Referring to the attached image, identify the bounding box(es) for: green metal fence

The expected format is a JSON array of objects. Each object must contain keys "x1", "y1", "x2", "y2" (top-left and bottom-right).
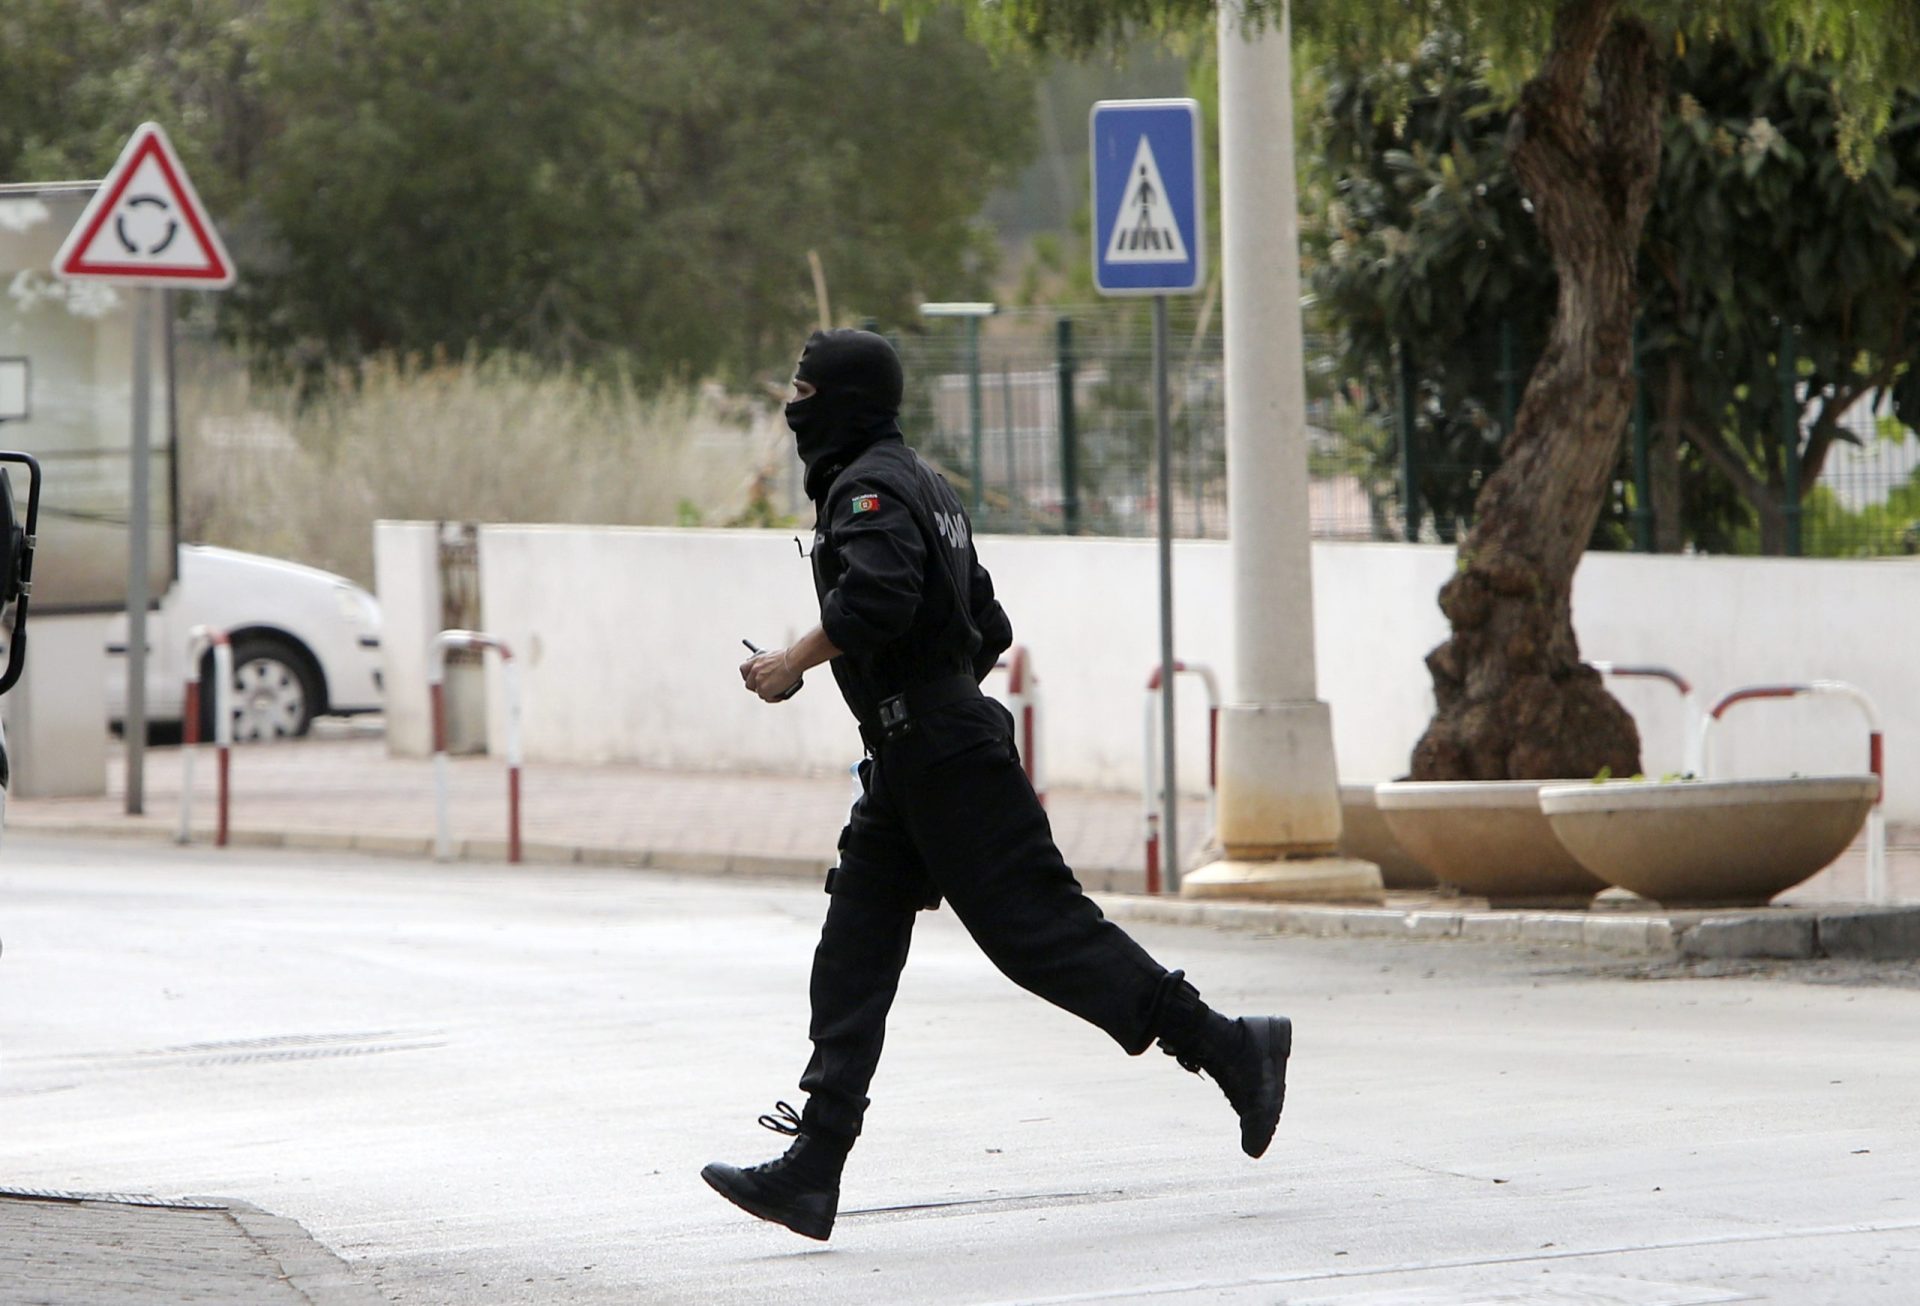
[{"x1": 887, "y1": 304, "x2": 1920, "y2": 557}]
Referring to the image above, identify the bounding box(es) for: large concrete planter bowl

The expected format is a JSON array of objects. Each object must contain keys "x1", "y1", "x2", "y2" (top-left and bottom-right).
[
  {"x1": 1539, "y1": 776, "x2": 1877, "y2": 907},
  {"x1": 1337, "y1": 784, "x2": 1437, "y2": 889},
  {"x1": 1374, "y1": 781, "x2": 1608, "y2": 906}
]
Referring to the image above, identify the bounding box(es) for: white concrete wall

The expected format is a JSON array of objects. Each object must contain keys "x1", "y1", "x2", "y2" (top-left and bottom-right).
[{"x1": 444, "y1": 525, "x2": 1920, "y2": 820}]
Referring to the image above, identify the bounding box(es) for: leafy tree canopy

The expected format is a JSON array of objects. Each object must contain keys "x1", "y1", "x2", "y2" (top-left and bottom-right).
[
  {"x1": 898, "y1": 0, "x2": 1920, "y2": 173},
  {"x1": 3, "y1": 0, "x2": 1038, "y2": 384}
]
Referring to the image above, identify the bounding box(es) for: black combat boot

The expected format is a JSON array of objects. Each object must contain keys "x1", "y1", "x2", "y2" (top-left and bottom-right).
[
  {"x1": 700, "y1": 1102, "x2": 851, "y2": 1241},
  {"x1": 1154, "y1": 972, "x2": 1292, "y2": 1159}
]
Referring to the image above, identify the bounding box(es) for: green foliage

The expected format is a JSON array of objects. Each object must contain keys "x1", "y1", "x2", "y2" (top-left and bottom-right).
[
  {"x1": 908, "y1": 0, "x2": 1920, "y2": 173},
  {"x1": 0, "y1": 0, "x2": 265, "y2": 210},
  {"x1": 1304, "y1": 33, "x2": 1920, "y2": 554},
  {"x1": 1645, "y1": 40, "x2": 1920, "y2": 549},
  {"x1": 4, "y1": 1, "x2": 1037, "y2": 385},
  {"x1": 1302, "y1": 30, "x2": 1555, "y2": 543},
  {"x1": 1781, "y1": 464, "x2": 1920, "y2": 558}
]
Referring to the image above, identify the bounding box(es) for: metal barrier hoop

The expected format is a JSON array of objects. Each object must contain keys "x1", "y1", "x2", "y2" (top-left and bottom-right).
[
  {"x1": 177, "y1": 625, "x2": 233, "y2": 847},
  {"x1": 429, "y1": 629, "x2": 524, "y2": 863},
  {"x1": 1592, "y1": 661, "x2": 1702, "y2": 777},
  {"x1": 990, "y1": 645, "x2": 1044, "y2": 806},
  {"x1": 1698, "y1": 680, "x2": 1886, "y2": 902}
]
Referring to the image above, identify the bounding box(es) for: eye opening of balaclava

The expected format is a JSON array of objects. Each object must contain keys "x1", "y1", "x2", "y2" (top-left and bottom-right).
[{"x1": 787, "y1": 329, "x2": 905, "y2": 500}]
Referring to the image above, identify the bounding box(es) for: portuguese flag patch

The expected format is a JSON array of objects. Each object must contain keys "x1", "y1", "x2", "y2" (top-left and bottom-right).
[{"x1": 851, "y1": 494, "x2": 880, "y2": 514}]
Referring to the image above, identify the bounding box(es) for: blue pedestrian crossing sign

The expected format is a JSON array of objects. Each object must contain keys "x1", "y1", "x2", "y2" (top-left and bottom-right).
[{"x1": 1091, "y1": 99, "x2": 1205, "y2": 296}]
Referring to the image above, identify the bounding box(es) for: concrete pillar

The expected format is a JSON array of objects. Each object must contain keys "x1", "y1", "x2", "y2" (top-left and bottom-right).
[
  {"x1": 374, "y1": 520, "x2": 440, "y2": 758},
  {"x1": 1183, "y1": 1, "x2": 1380, "y2": 901}
]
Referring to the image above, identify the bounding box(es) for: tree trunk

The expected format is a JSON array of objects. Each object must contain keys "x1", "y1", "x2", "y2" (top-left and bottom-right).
[{"x1": 1411, "y1": 2, "x2": 1661, "y2": 782}]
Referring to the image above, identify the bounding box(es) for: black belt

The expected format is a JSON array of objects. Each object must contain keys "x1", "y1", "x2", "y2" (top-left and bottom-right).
[{"x1": 858, "y1": 673, "x2": 980, "y2": 746}]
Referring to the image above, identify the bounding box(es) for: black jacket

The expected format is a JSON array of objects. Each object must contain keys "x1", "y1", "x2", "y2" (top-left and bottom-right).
[{"x1": 810, "y1": 435, "x2": 1013, "y2": 727}]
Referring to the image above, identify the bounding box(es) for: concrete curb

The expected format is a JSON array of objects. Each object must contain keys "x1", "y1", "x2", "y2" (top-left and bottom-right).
[
  {"x1": 8, "y1": 820, "x2": 834, "y2": 881},
  {"x1": 217, "y1": 1198, "x2": 390, "y2": 1305},
  {"x1": 16, "y1": 819, "x2": 1920, "y2": 960},
  {"x1": 1092, "y1": 892, "x2": 1920, "y2": 961}
]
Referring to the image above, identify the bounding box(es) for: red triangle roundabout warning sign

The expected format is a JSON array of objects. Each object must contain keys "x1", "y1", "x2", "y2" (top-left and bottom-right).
[{"x1": 53, "y1": 122, "x2": 234, "y2": 287}]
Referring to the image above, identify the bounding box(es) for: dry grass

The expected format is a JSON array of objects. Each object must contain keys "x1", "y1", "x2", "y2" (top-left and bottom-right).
[{"x1": 176, "y1": 346, "x2": 794, "y2": 585}]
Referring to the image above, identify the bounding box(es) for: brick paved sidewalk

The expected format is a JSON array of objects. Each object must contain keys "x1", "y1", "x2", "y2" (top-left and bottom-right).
[
  {"x1": 5, "y1": 732, "x2": 1914, "y2": 904},
  {"x1": 0, "y1": 1188, "x2": 384, "y2": 1305},
  {"x1": 2, "y1": 735, "x2": 1214, "y2": 894}
]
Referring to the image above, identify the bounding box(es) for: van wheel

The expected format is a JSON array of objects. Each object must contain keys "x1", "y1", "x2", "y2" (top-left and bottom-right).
[{"x1": 199, "y1": 636, "x2": 320, "y2": 742}]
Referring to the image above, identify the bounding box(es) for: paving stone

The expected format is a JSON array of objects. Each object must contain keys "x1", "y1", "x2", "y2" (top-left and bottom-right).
[
  {"x1": 1517, "y1": 914, "x2": 1589, "y2": 946},
  {"x1": 1458, "y1": 914, "x2": 1522, "y2": 943},
  {"x1": 1340, "y1": 910, "x2": 1414, "y2": 939},
  {"x1": 227, "y1": 829, "x2": 286, "y2": 849},
  {"x1": 1273, "y1": 908, "x2": 1346, "y2": 938},
  {"x1": 573, "y1": 844, "x2": 647, "y2": 868},
  {"x1": 645, "y1": 849, "x2": 733, "y2": 876},
  {"x1": 1581, "y1": 916, "x2": 1657, "y2": 953},
  {"x1": 0, "y1": 1191, "x2": 383, "y2": 1305},
  {"x1": 287, "y1": 829, "x2": 359, "y2": 852},
  {"x1": 1682, "y1": 914, "x2": 1817, "y2": 960},
  {"x1": 1196, "y1": 903, "x2": 1256, "y2": 930},
  {"x1": 1816, "y1": 909, "x2": 1920, "y2": 960},
  {"x1": 1403, "y1": 911, "x2": 1463, "y2": 939},
  {"x1": 726, "y1": 852, "x2": 827, "y2": 879},
  {"x1": 351, "y1": 832, "x2": 432, "y2": 857}
]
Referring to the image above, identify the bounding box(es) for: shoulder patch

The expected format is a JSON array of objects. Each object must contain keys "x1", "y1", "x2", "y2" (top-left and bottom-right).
[{"x1": 850, "y1": 494, "x2": 880, "y2": 515}]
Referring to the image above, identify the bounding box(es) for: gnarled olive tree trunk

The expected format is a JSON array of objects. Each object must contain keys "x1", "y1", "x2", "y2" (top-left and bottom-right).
[{"x1": 1411, "y1": 3, "x2": 1662, "y2": 781}]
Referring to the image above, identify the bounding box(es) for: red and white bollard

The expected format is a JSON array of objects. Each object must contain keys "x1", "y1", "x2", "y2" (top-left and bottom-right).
[
  {"x1": 1699, "y1": 680, "x2": 1886, "y2": 902},
  {"x1": 990, "y1": 645, "x2": 1044, "y2": 806},
  {"x1": 178, "y1": 625, "x2": 233, "y2": 847},
  {"x1": 429, "y1": 629, "x2": 524, "y2": 863},
  {"x1": 1142, "y1": 661, "x2": 1220, "y2": 896},
  {"x1": 1591, "y1": 661, "x2": 1703, "y2": 776}
]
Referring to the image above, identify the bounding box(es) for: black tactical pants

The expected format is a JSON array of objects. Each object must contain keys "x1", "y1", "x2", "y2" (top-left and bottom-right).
[{"x1": 798, "y1": 693, "x2": 1176, "y2": 1142}]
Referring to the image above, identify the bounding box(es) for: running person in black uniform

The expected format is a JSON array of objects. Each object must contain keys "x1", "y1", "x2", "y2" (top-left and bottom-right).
[{"x1": 703, "y1": 329, "x2": 1291, "y2": 1241}]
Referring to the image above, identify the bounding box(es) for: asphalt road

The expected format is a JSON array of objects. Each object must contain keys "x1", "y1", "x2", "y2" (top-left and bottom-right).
[{"x1": 3, "y1": 834, "x2": 1917, "y2": 1305}]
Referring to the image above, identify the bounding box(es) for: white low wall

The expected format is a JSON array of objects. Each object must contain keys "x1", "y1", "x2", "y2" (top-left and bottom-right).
[{"x1": 374, "y1": 521, "x2": 1920, "y2": 821}]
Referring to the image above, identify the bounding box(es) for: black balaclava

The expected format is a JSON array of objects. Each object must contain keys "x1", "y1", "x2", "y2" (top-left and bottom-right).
[{"x1": 787, "y1": 329, "x2": 905, "y2": 501}]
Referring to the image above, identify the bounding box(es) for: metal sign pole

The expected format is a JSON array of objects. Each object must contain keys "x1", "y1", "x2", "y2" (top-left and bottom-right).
[
  {"x1": 1154, "y1": 293, "x2": 1179, "y2": 892},
  {"x1": 47, "y1": 124, "x2": 232, "y2": 816},
  {"x1": 967, "y1": 315, "x2": 984, "y2": 516},
  {"x1": 1089, "y1": 98, "x2": 1202, "y2": 892},
  {"x1": 126, "y1": 287, "x2": 152, "y2": 814}
]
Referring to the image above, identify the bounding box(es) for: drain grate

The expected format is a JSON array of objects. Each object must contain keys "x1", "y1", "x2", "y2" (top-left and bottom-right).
[{"x1": 0, "y1": 1186, "x2": 227, "y2": 1210}]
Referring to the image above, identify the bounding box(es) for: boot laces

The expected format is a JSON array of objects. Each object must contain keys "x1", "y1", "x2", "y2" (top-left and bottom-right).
[{"x1": 757, "y1": 1101, "x2": 803, "y2": 1136}]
